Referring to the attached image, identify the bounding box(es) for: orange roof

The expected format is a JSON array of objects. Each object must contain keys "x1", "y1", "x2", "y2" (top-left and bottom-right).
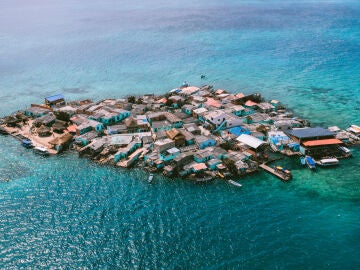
[
  {"x1": 67, "y1": 125, "x2": 77, "y2": 133},
  {"x1": 193, "y1": 163, "x2": 207, "y2": 171},
  {"x1": 156, "y1": 97, "x2": 167, "y2": 104},
  {"x1": 245, "y1": 100, "x2": 258, "y2": 107},
  {"x1": 235, "y1": 93, "x2": 245, "y2": 98},
  {"x1": 303, "y1": 138, "x2": 343, "y2": 147},
  {"x1": 205, "y1": 98, "x2": 221, "y2": 108}
]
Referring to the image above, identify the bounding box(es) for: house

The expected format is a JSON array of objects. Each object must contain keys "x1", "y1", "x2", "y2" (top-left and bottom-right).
[
  {"x1": 33, "y1": 113, "x2": 56, "y2": 127},
  {"x1": 274, "y1": 120, "x2": 303, "y2": 131},
  {"x1": 76, "y1": 119, "x2": 104, "y2": 135},
  {"x1": 45, "y1": 94, "x2": 65, "y2": 108},
  {"x1": 194, "y1": 149, "x2": 214, "y2": 163},
  {"x1": 182, "y1": 104, "x2": 196, "y2": 115},
  {"x1": 236, "y1": 134, "x2": 267, "y2": 157},
  {"x1": 180, "y1": 86, "x2": 200, "y2": 96},
  {"x1": 207, "y1": 158, "x2": 222, "y2": 170},
  {"x1": 24, "y1": 106, "x2": 51, "y2": 118},
  {"x1": 174, "y1": 152, "x2": 195, "y2": 168},
  {"x1": 256, "y1": 102, "x2": 275, "y2": 113},
  {"x1": 195, "y1": 135, "x2": 216, "y2": 149},
  {"x1": 179, "y1": 129, "x2": 195, "y2": 145},
  {"x1": 107, "y1": 124, "x2": 127, "y2": 135},
  {"x1": 228, "y1": 105, "x2": 245, "y2": 117},
  {"x1": 54, "y1": 105, "x2": 77, "y2": 119},
  {"x1": 192, "y1": 107, "x2": 208, "y2": 121},
  {"x1": 166, "y1": 128, "x2": 185, "y2": 147},
  {"x1": 114, "y1": 137, "x2": 142, "y2": 162},
  {"x1": 183, "y1": 123, "x2": 201, "y2": 135},
  {"x1": 244, "y1": 100, "x2": 258, "y2": 109},
  {"x1": 154, "y1": 138, "x2": 175, "y2": 152},
  {"x1": 168, "y1": 95, "x2": 185, "y2": 108},
  {"x1": 204, "y1": 110, "x2": 226, "y2": 128},
  {"x1": 204, "y1": 98, "x2": 222, "y2": 109},
  {"x1": 285, "y1": 127, "x2": 335, "y2": 144},
  {"x1": 147, "y1": 112, "x2": 183, "y2": 131},
  {"x1": 75, "y1": 131, "x2": 98, "y2": 146},
  {"x1": 159, "y1": 147, "x2": 181, "y2": 162}
]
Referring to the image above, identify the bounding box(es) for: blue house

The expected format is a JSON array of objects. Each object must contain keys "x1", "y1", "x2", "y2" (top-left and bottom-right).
[
  {"x1": 159, "y1": 147, "x2": 181, "y2": 162},
  {"x1": 75, "y1": 131, "x2": 98, "y2": 146},
  {"x1": 206, "y1": 159, "x2": 222, "y2": 170},
  {"x1": 77, "y1": 120, "x2": 104, "y2": 135},
  {"x1": 194, "y1": 150, "x2": 214, "y2": 163},
  {"x1": 114, "y1": 138, "x2": 142, "y2": 162},
  {"x1": 195, "y1": 135, "x2": 216, "y2": 149},
  {"x1": 24, "y1": 107, "x2": 51, "y2": 118}
]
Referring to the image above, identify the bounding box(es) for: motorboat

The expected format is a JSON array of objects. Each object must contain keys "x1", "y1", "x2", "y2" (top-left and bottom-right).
[
  {"x1": 33, "y1": 146, "x2": 49, "y2": 156},
  {"x1": 317, "y1": 158, "x2": 339, "y2": 167},
  {"x1": 21, "y1": 139, "x2": 33, "y2": 149},
  {"x1": 228, "y1": 180, "x2": 242, "y2": 187},
  {"x1": 305, "y1": 156, "x2": 316, "y2": 170},
  {"x1": 148, "y1": 173, "x2": 154, "y2": 183}
]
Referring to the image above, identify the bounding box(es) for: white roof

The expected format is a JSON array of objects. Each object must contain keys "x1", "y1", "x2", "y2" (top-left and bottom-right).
[
  {"x1": 236, "y1": 134, "x2": 266, "y2": 149},
  {"x1": 193, "y1": 107, "x2": 208, "y2": 114}
]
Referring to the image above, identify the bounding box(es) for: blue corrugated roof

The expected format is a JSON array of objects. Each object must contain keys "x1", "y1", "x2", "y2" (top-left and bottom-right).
[
  {"x1": 45, "y1": 94, "x2": 64, "y2": 102},
  {"x1": 286, "y1": 127, "x2": 334, "y2": 139}
]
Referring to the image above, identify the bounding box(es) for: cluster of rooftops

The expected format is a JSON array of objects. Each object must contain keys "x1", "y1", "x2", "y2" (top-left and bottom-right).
[{"x1": 1, "y1": 85, "x2": 359, "y2": 181}]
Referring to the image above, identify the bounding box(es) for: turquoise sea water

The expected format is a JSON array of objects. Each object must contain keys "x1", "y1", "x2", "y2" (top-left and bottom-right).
[{"x1": 1, "y1": 0, "x2": 360, "y2": 268}]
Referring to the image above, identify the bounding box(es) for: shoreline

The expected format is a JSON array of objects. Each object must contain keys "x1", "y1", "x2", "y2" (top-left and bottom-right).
[{"x1": 1, "y1": 84, "x2": 359, "y2": 183}]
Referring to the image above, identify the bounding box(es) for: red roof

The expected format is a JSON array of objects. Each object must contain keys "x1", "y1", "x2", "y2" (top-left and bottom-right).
[
  {"x1": 193, "y1": 163, "x2": 207, "y2": 171},
  {"x1": 67, "y1": 125, "x2": 77, "y2": 133},
  {"x1": 156, "y1": 97, "x2": 167, "y2": 104},
  {"x1": 205, "y1": 98, "x2": 221, "y2": 108},
  {"x1": 244, "y1": 100, "x2": 258, "y2": 107},
  {"x1": 303, "y1": 139, "x2": 343, "y2": 147}
]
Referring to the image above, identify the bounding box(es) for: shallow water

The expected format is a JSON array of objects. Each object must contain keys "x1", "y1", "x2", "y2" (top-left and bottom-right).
[{"x1": 1, "y1": 0, "x2": 360, "y2": 268}]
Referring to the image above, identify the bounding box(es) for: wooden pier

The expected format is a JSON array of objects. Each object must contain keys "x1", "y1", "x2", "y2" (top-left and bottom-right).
[{"x1": 259, "y1": 163, "x2": 291, "y2": 181}]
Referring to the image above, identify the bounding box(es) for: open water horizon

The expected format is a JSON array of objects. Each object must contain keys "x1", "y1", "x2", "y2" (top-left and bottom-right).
[{"x1": 1, "y1": 0, "x2": 360, "y2": 268}]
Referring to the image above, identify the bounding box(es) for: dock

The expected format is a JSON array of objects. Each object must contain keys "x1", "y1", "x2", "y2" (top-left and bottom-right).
[{"x1": 259, "y1": 163, "x2": 291, "y2": 181}]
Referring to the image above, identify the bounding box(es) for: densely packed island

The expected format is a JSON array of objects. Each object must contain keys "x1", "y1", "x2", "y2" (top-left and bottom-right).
[{"x1": 1, "y1": 84, "x2": 359, "y2": 183}]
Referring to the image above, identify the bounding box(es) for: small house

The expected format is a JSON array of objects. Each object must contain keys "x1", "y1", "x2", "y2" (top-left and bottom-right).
[
  {"x1": 166, "y1": 128, "x2": 185, "y2": 147},
  {"x1": 45, "y1": 94, "x2": 65, "y2": 108},
  {"x1": 195, "y1": 135, "x2": 216, "y2": 149}
]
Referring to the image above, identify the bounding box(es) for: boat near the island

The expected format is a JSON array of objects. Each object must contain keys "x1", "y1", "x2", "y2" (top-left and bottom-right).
[
  {"x1": 228, "y1": 180, "x2": 242, "y2": 187},
  {"x1": 148, "y1": 173, "x2": 154, "y2": 183},
  {"x1": 305, "y1": 156, "x2": 316, "y2": 170},
  {"x1": 33, "y1": 146, "x2": 50, "y2": 156},
  {"x1": 317, "y1": 158, "x2": 339, "y2": 167},
  {"x1": 21, "y1": 139, "x2": 33, "y2": 149}
]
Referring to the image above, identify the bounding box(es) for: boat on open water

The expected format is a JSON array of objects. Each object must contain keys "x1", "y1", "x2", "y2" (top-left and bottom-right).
[{"x1": 228, "y1": 180, "x2": 242, "y2": 187}]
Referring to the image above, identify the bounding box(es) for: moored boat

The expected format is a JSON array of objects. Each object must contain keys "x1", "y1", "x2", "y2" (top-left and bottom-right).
[
  {"x1": 148, "y1": 173, "x2": 154, "y2": 183},
  {"x1": 228, "y1": 179, "x2": 242, "y2": 187},
  {"x1": 305, "y1": 156, "x2": 316, "y2": 170},
  {"x1": 21, "y1": 139, "x2": 33, "y2": 149},
  {"x1": 33, "y1": 146, "x2": 50, "y2": 156},
  {"x1": 317, "y1": 158, "x2": 339, "y2": 167},
  {"x1": 274, "y1": 166, "x2": 292, "y2": 181}
]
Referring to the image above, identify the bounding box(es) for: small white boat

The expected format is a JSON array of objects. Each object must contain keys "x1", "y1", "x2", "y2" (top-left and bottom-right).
[
  {"x1": 317, "y1": 158, "x2": 339, "y2": 167},
  {"x1": 33, "y1": 146, "x2": 49, "y2": 156},
  {"x1": 228, "y1": 180, "x2": 242, "y2": 187},
  {"x1": 148, "y1": 173, "x2": 154, "y2": 183}
]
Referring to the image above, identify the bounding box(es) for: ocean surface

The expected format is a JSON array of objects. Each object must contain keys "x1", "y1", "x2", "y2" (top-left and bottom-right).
[{"x1": 1, "y1": 0, "x2": 360, "y2": 268}]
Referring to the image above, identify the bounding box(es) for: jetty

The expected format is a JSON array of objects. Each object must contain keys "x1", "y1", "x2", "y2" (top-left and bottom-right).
[
  {"x1": 259, "y1": 163, "x2": 292, "y2": 181},
  {"x1": 0, "y1": 83, "x2": 358, "y2": 184}
]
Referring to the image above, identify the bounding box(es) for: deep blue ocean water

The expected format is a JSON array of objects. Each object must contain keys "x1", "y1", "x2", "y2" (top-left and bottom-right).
[{"x1": 1, "y1": 0, "x2": 360, "y2": 268}]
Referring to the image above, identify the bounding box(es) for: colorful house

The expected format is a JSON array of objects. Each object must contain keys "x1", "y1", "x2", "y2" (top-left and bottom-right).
[
  {"x1": 159, "y1": 147, "x2": 181, "y2": 162},
  {"x1": 195, "y1": 135, "x2": 216, "y2": 149},
  {"x1": 114, "y1": 138, "x2": 142, "y2": 162}
]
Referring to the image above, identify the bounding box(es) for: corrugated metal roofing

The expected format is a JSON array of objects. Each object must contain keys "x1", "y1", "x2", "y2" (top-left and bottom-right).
[
  {"x1": 286, "y1": 127, "x2": 334, "y2": 139},
  {"x1": 45, "y1": 94, "x2": 64, "y2": 102},
  {"x1": 302, "y1": 138, "x2": 342, "y2": 147},
  {"x1": 236, "y1": 134, "x2": 266, "y2": 149}
]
